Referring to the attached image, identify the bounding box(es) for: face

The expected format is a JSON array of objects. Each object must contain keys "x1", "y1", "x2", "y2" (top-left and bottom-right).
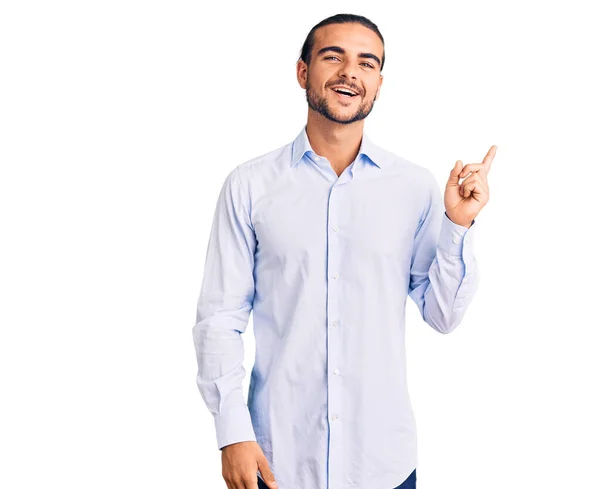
[{"x1": 297, "y1": 23, "x2": 384, "y2": 125}]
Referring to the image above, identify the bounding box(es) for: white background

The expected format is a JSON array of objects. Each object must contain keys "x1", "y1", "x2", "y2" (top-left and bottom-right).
[{"x1": 1, "y1": 1, "x2": 599, "y2": 488}]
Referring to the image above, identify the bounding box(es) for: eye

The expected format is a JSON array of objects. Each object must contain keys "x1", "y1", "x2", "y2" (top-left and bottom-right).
[{"x1": 324, "y1": 56, "x2": 374, "y2": 69}]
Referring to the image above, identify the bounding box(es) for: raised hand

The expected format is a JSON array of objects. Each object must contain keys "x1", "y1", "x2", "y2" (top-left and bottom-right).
[{"x1": 444, "y1": 145, "x2": 497, "y2": 228}]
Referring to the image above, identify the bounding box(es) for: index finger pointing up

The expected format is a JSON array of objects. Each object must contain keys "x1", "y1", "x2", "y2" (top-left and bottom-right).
[{"x1": 482, "y1": 145, "x2": 497, "y2": 171}]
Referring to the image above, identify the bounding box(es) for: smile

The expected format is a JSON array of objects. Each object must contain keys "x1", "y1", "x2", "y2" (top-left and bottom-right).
[{"x1": 331, "y1": 88, "x2": 359, "y2": 100}]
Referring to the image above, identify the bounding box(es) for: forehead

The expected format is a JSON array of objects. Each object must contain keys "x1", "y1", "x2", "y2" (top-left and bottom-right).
[{"x1": 312, "y1": 23, "x2": 383, "y2": 57}]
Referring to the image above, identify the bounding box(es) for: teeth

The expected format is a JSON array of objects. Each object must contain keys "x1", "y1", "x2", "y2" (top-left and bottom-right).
[{"x1": 333, "y1": 88, "x2": 356, "y2": 96}]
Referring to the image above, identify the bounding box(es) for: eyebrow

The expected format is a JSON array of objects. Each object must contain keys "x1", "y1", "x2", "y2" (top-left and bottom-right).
[{"x1": 316, "y1": 45, "x2": 381, "y2": 68}]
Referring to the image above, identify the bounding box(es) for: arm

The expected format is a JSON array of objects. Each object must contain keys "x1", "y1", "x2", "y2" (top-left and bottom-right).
[
  {"x1": 192, "y1": 165, "x2": 257, "y2": 450},
  {"x1": 408, "y1": 171, "x2": 479, "y2": 334}
]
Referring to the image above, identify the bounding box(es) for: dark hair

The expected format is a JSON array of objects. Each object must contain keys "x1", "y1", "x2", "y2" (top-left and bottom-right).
[{"x1": 298, "y1": 13, "x2": 385, "y2": 72}]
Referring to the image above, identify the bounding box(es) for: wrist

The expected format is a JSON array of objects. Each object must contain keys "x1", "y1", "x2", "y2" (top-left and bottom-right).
[{"x1": 445, "y1": 212, "x2": 472, "y2": 228}]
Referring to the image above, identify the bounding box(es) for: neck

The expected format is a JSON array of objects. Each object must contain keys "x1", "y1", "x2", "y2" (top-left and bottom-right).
[{"x1": 305, "y1": 112, "x2": 365, "y2": 174}]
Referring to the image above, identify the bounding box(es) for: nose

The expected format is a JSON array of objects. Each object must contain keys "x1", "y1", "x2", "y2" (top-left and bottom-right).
[{"x1": 337, "y1": 60, "x2": 358, "y2": 81}]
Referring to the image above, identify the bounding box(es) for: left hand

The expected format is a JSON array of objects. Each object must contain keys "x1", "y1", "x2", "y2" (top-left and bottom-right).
[{"x1": 444, "y1": 145, "x2": 497, "y2": 228}]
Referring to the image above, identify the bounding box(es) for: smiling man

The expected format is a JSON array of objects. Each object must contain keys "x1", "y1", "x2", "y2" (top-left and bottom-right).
[{"x1": 193, "y1": 12, "x2": 495, "y2": 489}]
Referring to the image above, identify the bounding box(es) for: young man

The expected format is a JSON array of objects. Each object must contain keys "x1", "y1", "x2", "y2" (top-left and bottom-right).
[{"x1": 192, "y1": 13, "x2": 495, "y2": 489}]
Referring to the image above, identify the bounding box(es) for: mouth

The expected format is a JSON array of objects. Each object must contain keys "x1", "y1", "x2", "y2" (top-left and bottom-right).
[{"x1": 330, "y1": 87, "x2": 360, "y2": 100}]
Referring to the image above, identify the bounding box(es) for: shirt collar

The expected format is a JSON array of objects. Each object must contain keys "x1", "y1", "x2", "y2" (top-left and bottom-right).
[{"x1": 291, "y1": 124, "x2": 389, "y2": 170}]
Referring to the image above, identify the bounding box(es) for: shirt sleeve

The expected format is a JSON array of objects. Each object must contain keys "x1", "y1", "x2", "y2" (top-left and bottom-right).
[
  {"x1": 408, "y1": 170, "x2": 480, "y2": 334},
  {"x1": 192, "y1": 165, "x2": 257, "y2": 450}
]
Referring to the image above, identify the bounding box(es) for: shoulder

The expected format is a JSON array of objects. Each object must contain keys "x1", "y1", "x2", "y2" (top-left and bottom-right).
[
  {"x1": 377, "y1": 144, "x2": 437, "y2": 187},
  {"x1": 235, "y1": 141, "x2": 292, "y2": 177}
]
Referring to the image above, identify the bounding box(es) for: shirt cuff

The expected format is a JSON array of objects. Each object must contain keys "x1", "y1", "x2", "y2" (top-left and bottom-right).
[
  {"x1": 214, "y1": 403, "x2": 257, "y2": 450},
  {"x1": 438, "y1": 212, "x2": 476, "y2": 261}
]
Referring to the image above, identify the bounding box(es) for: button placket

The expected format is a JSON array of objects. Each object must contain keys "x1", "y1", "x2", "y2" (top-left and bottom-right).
[{"x1": 325, "y1": 182, "x2": 344, "y2": 489}]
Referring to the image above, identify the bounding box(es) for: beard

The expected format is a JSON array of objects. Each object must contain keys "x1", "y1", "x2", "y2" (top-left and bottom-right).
[{"x1": 305, "y1": 76, "x2": 376, "y2": 125}]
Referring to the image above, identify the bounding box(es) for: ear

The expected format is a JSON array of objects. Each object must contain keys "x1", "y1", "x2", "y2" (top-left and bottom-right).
[
  {"x1": 375, "y1": 75, "x2": 383, "y2": 100},
  {"x1": 296, "y1": 60, "x2": 308, "y2": 89}
]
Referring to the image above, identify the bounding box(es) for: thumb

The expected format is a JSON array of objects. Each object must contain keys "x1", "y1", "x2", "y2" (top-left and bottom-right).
[
  {"x1": 448, "y1": 160, "x2": 463, "y2": 184},
  {"x1": 257, "y1": 456, "x2": 278, "y2": 489}
]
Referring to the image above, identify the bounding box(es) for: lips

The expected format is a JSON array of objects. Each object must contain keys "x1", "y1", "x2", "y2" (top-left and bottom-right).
[{"x1": 330, "y1": 86, "x2": 360, "y2": 98}]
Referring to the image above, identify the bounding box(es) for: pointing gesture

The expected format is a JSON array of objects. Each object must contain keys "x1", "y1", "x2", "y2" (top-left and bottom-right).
[{"x1": 444, "y1": 145, "x2": 497, "y2": 228}]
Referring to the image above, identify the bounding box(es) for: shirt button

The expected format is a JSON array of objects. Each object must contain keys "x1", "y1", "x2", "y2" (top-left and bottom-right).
[
  {"x1": 452, "y1": 237, "x2": 460, "y2": 244},
  {"x1": 333, "y1": 225, "x2": 339, "y2": 232},
  {"x1": 333, "y1": 273, "x2": 339, "y2": 280},
  {"x1": 332, "y1": 320, "x2": 338, "y2": 327},
  {"x1": 333, "y1": 368, "x2": 340, "y2": 375},
  {"x1": 331, "y1": 414, "x2": 338, "y2": 421},
  {"x1": 314, "y1": 156, "x2": 320, "y2": 161}
]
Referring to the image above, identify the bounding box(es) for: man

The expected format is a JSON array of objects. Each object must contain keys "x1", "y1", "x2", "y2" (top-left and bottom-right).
[{"x1": 192, "y1": 13, "x2": 495, "y2": 489}]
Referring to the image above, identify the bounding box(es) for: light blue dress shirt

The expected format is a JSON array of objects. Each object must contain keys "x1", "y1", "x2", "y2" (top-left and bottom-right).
[{"x1": 192, "y1": 125, "x2": 479, "y2": 489}]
